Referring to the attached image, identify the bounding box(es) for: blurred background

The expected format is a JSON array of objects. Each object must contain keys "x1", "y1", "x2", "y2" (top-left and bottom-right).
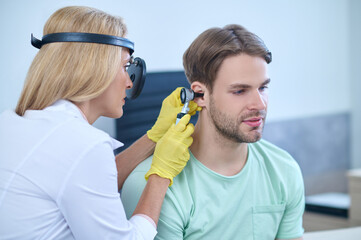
[{"x1": 1, "y1": 0, "x2": 360, "y2": 232}]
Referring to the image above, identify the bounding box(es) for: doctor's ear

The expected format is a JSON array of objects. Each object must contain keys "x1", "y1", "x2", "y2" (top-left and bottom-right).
[{"x1": 191, "y1": 82, "x2": 207, "y2": 107}]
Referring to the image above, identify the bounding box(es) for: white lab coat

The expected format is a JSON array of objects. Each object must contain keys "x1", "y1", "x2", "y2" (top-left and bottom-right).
[{"x1": 0, "y1": 99, "x2": 156, "y2": 240}]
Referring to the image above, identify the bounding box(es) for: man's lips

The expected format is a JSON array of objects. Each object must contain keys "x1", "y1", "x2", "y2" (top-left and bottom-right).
[{"x1": 242, "y1": 117, "x2": 263, "y2": 127}]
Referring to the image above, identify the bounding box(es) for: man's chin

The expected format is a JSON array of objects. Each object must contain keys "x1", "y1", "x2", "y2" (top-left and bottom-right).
[
  {"x1": 247, "y1": 137, "x2": 262, "y2": 143},
  {"x1": 244, "y1": 131, "x2": 263, "y2": 143}
]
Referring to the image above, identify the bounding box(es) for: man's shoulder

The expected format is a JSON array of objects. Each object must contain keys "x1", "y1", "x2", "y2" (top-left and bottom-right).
[
  {"x1": 250, "y1": 139, "x2": 300, "y2": 172},
  {"x1": 121, "y1": 156, "x2": 152, "y2": 198},
  {"x1": 251, "y1": 138, "x2": 293, "y2": 158},
  {"x1": 131, "y1": 155, "x2": 153, "y2": 174},
  {"x1": 121, "y1": 157, "x2": 150, "y2": 218},
  {"x1": 250, "y1": 139, "x2": 304, "y2": 203}
]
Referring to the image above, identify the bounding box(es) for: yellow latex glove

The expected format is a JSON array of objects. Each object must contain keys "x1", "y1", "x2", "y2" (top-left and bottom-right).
[
  {"x1": 147, "y1": 87, "x2": 201, "y2": 143},
  {"x1": 145, "y1": 114, "x2": 194, "y2": 186}
]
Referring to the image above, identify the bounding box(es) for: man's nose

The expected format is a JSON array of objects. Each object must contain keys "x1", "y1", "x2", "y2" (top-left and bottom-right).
[{"x1": 248, "y1": 90, "x2": 267, "y2": 110}]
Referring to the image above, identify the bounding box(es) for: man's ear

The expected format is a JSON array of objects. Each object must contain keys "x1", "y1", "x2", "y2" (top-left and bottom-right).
[{"x1": 191, "y1": 81, "x2": 207, "y2": 107}]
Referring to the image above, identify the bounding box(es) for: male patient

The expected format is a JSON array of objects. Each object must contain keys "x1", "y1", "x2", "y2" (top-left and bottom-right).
[{"x1": 121, "y1": 24, "x2": 305, "y2": 240}]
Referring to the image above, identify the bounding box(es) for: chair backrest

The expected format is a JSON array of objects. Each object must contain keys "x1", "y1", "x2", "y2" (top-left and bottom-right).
[{"x1": 116, "y1": 71, "x2": 198, "y2": 150}]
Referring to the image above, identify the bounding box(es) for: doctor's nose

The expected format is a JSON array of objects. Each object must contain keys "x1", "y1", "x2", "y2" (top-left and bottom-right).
[{"x1": 126, "y1": 73, "x2": 133, "y2": 89}]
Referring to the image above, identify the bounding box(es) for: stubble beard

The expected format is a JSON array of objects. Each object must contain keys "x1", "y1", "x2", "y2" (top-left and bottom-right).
[{"x1": 208, "y1": 96, "x2": 267, "y2": 144}]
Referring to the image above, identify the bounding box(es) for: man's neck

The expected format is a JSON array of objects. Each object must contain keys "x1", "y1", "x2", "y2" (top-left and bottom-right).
[{"x1": 190, "y1": 116, "x2": 248, "y2": 176}]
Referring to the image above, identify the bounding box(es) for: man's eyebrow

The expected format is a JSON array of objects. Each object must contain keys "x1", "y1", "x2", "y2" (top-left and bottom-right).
[
  {"x1": 229, "y1": 83, "x2": 252, "y2": 89},
  {"x1": 229, "y1": 78, "x2": 271, "y2": 89},
  {"x1": 262, "y1": 78, "x2": 271, "y2": 85}
]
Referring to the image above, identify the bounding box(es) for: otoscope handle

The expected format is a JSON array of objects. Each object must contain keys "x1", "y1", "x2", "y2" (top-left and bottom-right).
[
  {"x1": 176, "y1": 113, "x2": 186, "y2": 124},
  {"x1": 176, "y1": 101, "x2": 190, "y2": 125}
]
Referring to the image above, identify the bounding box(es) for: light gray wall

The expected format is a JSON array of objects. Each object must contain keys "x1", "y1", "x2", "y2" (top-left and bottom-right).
[
  {"x1": 263, "y1": 113, "x2": 351, "y2": 195},
  {"x1": 0, "y1": 0, "x2": 359, "y2": 167},
  {"x1": 350, "y1": 0, "x2": 361, "y2": 169}
]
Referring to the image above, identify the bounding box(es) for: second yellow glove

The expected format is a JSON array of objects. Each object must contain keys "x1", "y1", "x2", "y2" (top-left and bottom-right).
[{"x1": 145, "y1": 114, "x2": 194, "y2": 186}]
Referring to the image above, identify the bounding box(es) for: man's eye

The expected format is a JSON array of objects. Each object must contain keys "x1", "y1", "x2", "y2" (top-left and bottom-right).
[
  {"x1": 259, "y1": 85, "x2": 269, "y2": 91},
  {"x1": 233, "y1": 89, "x2": 244, "y2": 95}
]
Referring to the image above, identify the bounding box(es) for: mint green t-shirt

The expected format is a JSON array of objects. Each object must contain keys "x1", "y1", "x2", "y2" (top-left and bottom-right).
[{"x1": 121, "y1": 139, "x2": 305, "y2": 240}]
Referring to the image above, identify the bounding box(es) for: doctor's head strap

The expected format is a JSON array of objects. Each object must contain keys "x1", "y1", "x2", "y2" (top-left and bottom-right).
[{"x1": 31, "y1": 32, "x2": 134, "y2": 55}]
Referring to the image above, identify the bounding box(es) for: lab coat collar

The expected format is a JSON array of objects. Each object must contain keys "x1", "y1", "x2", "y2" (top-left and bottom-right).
[
  {"x1": 49, "y1": 99, "x2": 88, "y2": 123},
  {"x1": 48, "y1": 99, "x2": 124, "y2": 150}
]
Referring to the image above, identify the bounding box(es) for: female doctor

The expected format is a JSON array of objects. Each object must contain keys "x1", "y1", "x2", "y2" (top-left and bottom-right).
[{"x1": 0, "y1": 6, "x2": 200, "y2": 240}]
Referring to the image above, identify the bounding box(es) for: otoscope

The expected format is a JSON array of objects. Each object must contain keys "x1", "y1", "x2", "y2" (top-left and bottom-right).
[{"x1": 176, "y1": 88, "x2": 203, "y2": 124}]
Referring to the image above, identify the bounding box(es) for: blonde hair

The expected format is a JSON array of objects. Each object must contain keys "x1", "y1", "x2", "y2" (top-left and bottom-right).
[{"x1": 16, "y1": 6, "x2": 127, "y2": 116}]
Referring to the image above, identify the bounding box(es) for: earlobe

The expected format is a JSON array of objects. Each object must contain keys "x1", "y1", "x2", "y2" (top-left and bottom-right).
[{"x1": 191, "y1": 81, "x2": 207, "y2": 107}]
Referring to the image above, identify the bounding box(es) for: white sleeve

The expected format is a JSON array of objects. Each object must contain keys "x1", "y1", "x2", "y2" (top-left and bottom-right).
[{"x1": 56, "y1": 140, "x2": 157, "y2": 240}]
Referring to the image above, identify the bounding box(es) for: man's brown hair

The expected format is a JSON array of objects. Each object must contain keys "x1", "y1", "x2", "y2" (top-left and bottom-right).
[{"x1": 183, "y1": 24, "x2": 272, "y2": 92}]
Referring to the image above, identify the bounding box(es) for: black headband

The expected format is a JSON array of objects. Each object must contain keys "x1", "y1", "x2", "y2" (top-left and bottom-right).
[{"x1": 31, "y1": 32, "x2": 134, "y2": 54}]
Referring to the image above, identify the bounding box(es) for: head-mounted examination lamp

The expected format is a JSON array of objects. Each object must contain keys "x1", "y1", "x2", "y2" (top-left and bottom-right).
[{"x1": 31, "y1": 32, "x2": 146, "y2": 99}]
